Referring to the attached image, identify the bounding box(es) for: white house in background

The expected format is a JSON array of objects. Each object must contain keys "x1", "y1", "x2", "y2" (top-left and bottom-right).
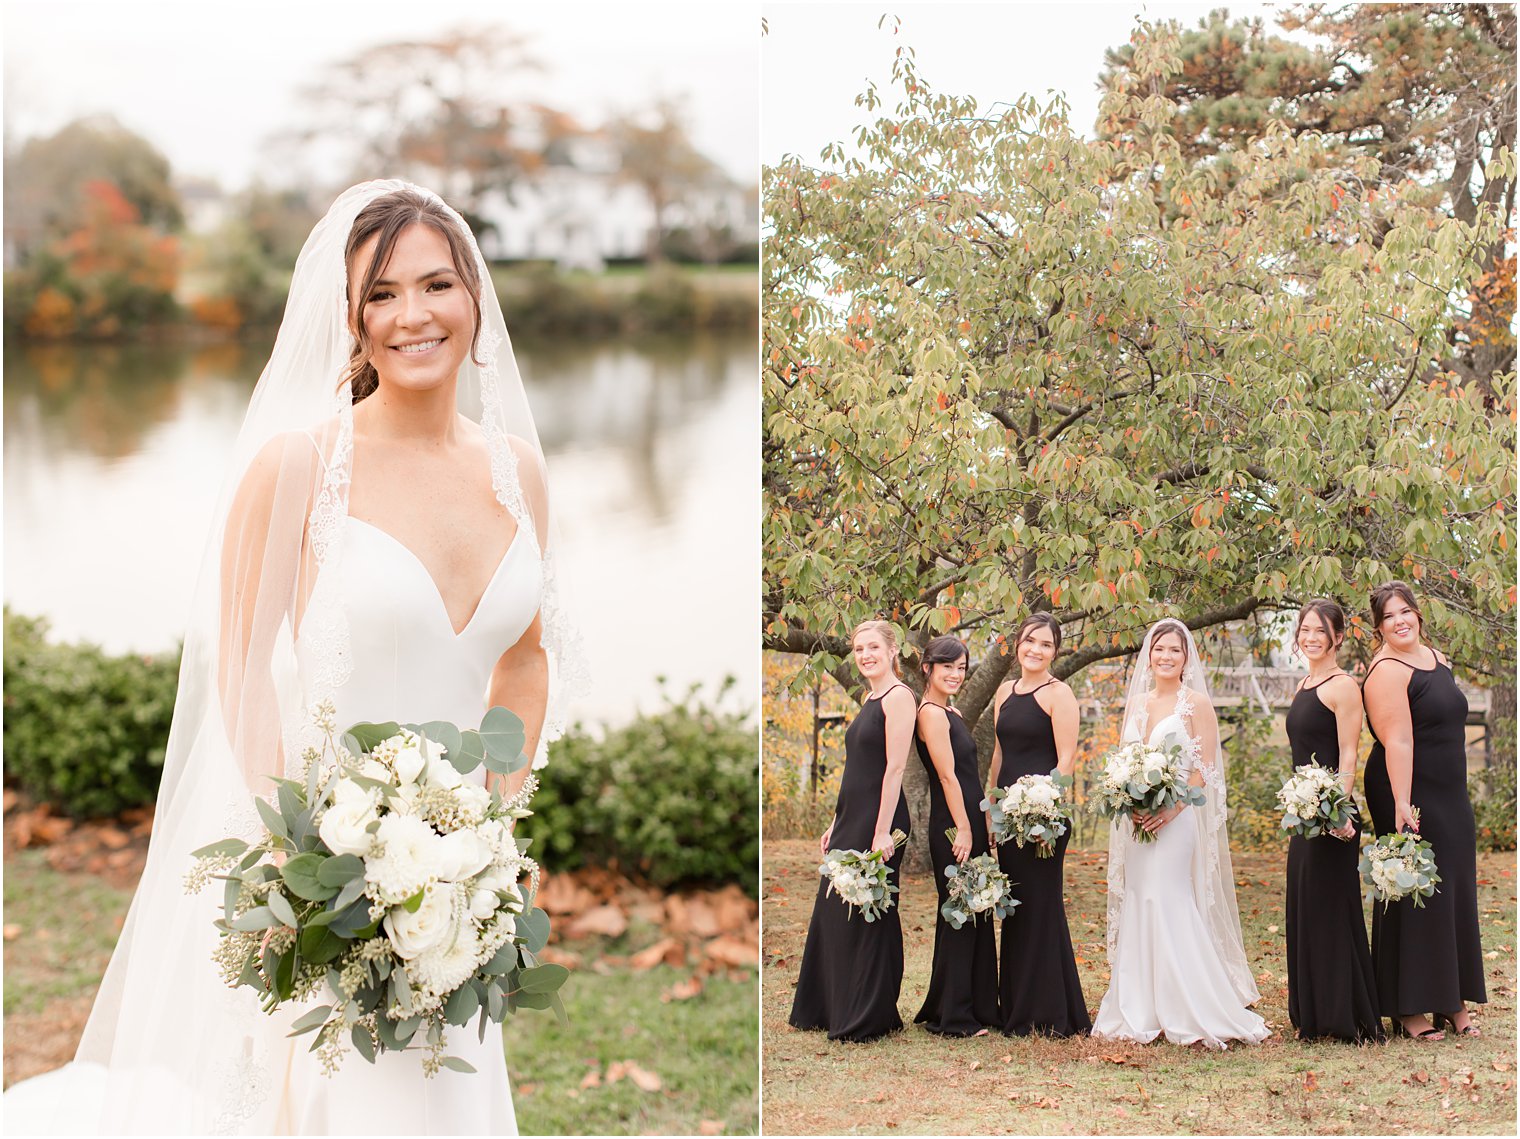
[
  {"x1": 175, "y1": 177, "x2": 231, "y2": 236},
  {"x1": 473, "y1": 133, "x2": 755, "y2": 269}
]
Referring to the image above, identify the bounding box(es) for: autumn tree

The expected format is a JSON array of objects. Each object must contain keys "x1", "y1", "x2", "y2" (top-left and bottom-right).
[
  {"x1": 763, "y1": 34, "x2": 1514, "y2": 754},
  {"x1": 610, "y1": 98, "x2": 729, "y2": 264}
]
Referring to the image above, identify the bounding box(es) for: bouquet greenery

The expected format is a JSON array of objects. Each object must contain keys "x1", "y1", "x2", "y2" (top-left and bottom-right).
[
  {"x1": 819, "y1": 828, "x2": 908, "y2": 922},
  {"x1": 940, "y1": 848, "x2": 1019, "y2": 929},
  {"x1": 983, "y1": 770, "x2": 1073, "y2": 857},
  {"x1": 186, "y1": 700, "x2": 567, "y2": 1076},
  {"x1": 1091, "y1": 740, "x2": 1207, "y2": 843},
  {"x1": 1359, "y1": 821, "x2": 1441, "y2": 909}
]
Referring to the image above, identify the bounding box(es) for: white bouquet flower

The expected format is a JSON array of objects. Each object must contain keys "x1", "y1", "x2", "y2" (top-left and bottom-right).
[
  {"x1": 1090, "y1": 739, "x2": 1206, "y2": 844},
  {"x1": 819, "y1": 828, "x2": 908, "y2": 922},
  {"x1": 1359, "y1": 821, "x2": 1441, "y2": 910},
  {"x1": 1276, "y1": 763, "x2": 1357, "y2": 840},
  {"x1": 982, "y1": 770, "x2": 1073, "y2": 857},
  {"x1": 186, "y1": 701, "x2": 566, "y2": 1077},
  {"x1": 939, "y1": 850, "x2": 1019, "y2": 930}
]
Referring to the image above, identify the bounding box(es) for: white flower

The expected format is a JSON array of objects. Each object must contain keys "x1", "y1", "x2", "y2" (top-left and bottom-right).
[
  {"x1": 319, "y1": 791, "x2": 380, "y2": 857},
  {"x1": 360, "y1": 757, "x2": 394, "y2": 785},
  {"x1": 425, "y1": 748, "x2": 464, "y2": 791},
  {"x1": 411, "y1": 911, "x2": 481, "y2": 996},
  {"x1": 392, "y1": 742, "x2": 427, "y2": 785},
  {"x1": 384, "y1": 881, "x2": 459, "y2": 959},
  {"x1": 435, "y1": 830, "x2": 493, "y2": 884},
  {"x1": 366, "y1": 815, "x2": 444, "y2": 904},
  {"x1": 454, "y1": 782, "x2": 491, "y2": 822}
]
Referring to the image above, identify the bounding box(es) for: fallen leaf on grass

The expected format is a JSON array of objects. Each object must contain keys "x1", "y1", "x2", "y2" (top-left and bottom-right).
[
  {"x1": 1491, "y1": 1058, "x2": 1510, "y2": 1071},
  {"x1": 566, "y1": 904, "x2": 628, "y2": 939},
  {"x1": 969, "y1": 1060, "x2": 981, "y2": 1071},
  {"x1": 2, "y1": 925, "x2": 20, "y2": 941},
  {"x1": 1303, "y1": 1071, "x2": 1318, "y2": 1092},
  {"x1": 516, "y1": 1082, "x2": 539, "y2": 1096},
  {"x1": 630, "y1": 937, "x2": 683, "y2": 971},
  {"x1": 625, "y1": 1062, "x2": 662, "y2": 1093},
  {"x1": 998, "y1": 1054, "x2": 1012, "y2": 1063},
  {"x1": 661, "y1": 976, "x2": 704, "y2": 1002},
  {"x1": 1411, "y1": 1070, "x2": 1429, "y2": 1085},
  {"x1": 705, "y1": 934, "x2": 758, "y2": 969},
  {"x1": 698, "y1": 1122, "x2": 724, "y2": 1135},
  {"x1": 580, "y1": 1070, "x2": 601, "y2": 1089}
]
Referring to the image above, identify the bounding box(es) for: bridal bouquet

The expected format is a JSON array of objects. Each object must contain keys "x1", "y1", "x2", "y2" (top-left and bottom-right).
[
  {"x1": 1359, "y1": 822, "x2": 1441, "y2": 909},
  {"x1": 1276, "y1": 763, "x2": 1358, "y2": 840},
  {"x1": 982, "y1": 771, "x2": 1073, "y2": 857},
  {"x1": 819, "y1": 828, "x2": 908, "y2": 922},
  {"x1": 940, "y1": 849, "x2": 1019, "y2": 929},
  {"x1": 186, "y1": 700, "x2": 567, "y2": 1076},
  {"x1": 1090, "y1": 740, "x2": 1207, "y2": 844}
]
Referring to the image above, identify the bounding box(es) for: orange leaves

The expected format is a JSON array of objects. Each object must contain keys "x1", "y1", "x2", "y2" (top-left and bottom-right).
[
  {"x1": 1204, "y1": 546, "x2": 1220, "y2": 565},
  {"x1": 936, "y1": 392, "x2": 949, "y2": 410}
]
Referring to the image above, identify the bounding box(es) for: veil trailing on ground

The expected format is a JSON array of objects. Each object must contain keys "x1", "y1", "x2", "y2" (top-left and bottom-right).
[
  {"x1": 1104, "y1": 620, "x2": 1259, "y2": 1008},
  {"x1": 7, "y1": 180, "x2": 585, "y2": 1134}
]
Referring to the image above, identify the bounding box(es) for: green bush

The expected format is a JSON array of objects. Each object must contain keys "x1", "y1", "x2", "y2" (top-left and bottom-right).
[
  {"x1": 1474, "y1": 761, "x2": 1517, "y2": 851},
  {"x1": 1221, "y1": 708, "x2": 1292, "y2": 851},
  {"x1": 3, "y1": 609, "x2": 180, "y2": 818},
  {"x1": 519, "y1": 679, "x2": 758, "y2": 894}
]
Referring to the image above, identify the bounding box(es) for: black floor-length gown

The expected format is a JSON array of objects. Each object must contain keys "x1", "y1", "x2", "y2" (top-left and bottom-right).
[
  {"x1": 993, "y1": 682, "x2": 1091, "y2": 1037},
  {"x1": 1362, "y1": 658, "x2": 1486, "y2": 1019},
  {"x1": 912, "y1": 703, "x2": 999, "y2": 1035},
  {"x1": 789, "y1": 684, "x2": 913, "y2": 1042},
  {"x1": 1283, "y1": 680, "x2": 1384, "y2": 1042}
]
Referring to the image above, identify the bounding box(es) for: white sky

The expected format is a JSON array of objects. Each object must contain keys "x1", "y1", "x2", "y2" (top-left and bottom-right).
[
  {"x1": 763, "y1": 0, "x2": 1289, "y2": 164},
  {"x1": 2, "y1": 0, "x2": 760, "y2": 189}
]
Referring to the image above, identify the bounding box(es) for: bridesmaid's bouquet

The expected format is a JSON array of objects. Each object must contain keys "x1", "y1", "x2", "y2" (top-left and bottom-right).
[
  {"x1": 982, "y1": 771, "x2": 1073, "y2": 857},
  {"x1": 185, "y1": 700, "x2": 567, "y2": 1077},
  {"x1": 1090, "y1": 740, "x2": 1207, "y2": 844},
  {"x1": 1276, "y1": 762, "x2": 1358, "y2": 840},
  {"x1": 819, "y1": 828, "x2": 908, "y2": 922},
  {"x1": 1359, "y1": 822, "x2": 1441, "y2": 909},
  {"x1": 939, "y1": 849, "x2": 1019, "y2": 929}
]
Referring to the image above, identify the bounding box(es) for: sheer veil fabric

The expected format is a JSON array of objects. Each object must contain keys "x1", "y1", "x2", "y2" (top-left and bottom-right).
[
  {"x1": 1104, "y1": 621, "x2": 1259, "y2": 1008},
  {"x1": 5, "y1": 180, "x2": 585, "y2": 1134}
]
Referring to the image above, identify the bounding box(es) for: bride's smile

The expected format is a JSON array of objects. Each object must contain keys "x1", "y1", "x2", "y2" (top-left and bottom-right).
[{"x1": 354, "y1": 223, "x2": 475, "y2": 395}]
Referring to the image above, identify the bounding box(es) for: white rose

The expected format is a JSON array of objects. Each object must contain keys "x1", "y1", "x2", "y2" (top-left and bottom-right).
[
  {"x1": 436, "y1": 830, "x2": 493, "y2": 884},
  {"x1": 392, "y1": 742, "x2": 427, "y2": 785},
  {"x1": 425, "y1": 749, "x2": 464, "y2": 791},
  {"x1": 366, "y1": 815, "x2": 444, "y2": 903},
  {"x1": 360, "y1": 757, "x2": 394, "y2": 785},
  {"x1": 319, "y1": 794, "x2": 379, "y2": 857},
  {"x1": 384, "y1": 882, "x2": 459, "y2": 959},
  {"x1": 469, "y1": 886, "x2": 501, "y2": 920},
  {"x1": 455, "y1": 782, "x2": 491, "y2": 819}
]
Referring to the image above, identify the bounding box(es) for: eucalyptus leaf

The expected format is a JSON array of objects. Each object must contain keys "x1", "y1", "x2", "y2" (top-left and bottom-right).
[
  {"x1": 282, "y1": 853, "x2": 338, "y2": 902},
  {"x1": 454, "y1": 730, "x2": 486, "y2": 772},
  {"x1": 287, "y1": 1004, "x2": 333, "y2": 1037},
  {"x1": 418, "y1": 720, "x2": 463, "y2": 761},
  {"x1": 266, "y1": 890, "x2": 299, "y2": 928},
  {"x1": 440, "y1": 1056, "x2": 478, "y2": 1074},
  {"x1": 352, "y1": 1024, "x2": 377, "y2": 1063},
  {"x1": 345, "y1": 721, "x2": 402, "y2": 751},
  {"x1": 231, "y1": 906, "x2": 279, "y2": 932},
  {"x1": 192, "y1": 837, "x2": 249, "y2": 859},
  {"x1": 316, "y1": 854, "x2": 365, "y2": 888},
  {"x1": 255, "y1": 796, "x2": 289, "y2": 840}
]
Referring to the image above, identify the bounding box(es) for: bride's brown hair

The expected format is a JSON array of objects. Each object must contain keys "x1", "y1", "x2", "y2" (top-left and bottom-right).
[{"x1": 341, "y1": 188, "x2": 485, "y2": 403}]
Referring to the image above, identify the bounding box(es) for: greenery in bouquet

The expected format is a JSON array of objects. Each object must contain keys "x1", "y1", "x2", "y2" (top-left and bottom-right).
[
  {"x1": 185, "y1": 701, "x2": 568, "y2": 1076},
  {"x1": 819, "y1": 827, "x2": 908, "y2": 922},
  {"x1": 1090, "y1": 740, "x2": 1207, "y2": 844},
  {"x1": 982, "y1": 770, "x2": 1073, "y2": 857},
  {"x1": 1276, "y1": 761, "x2": 1358, "y2": 840},
  {"x1": 939, "y1": 848, "x2": 1019, "y2": 930},
  {"x1": 1359, "y1": 822, "x2": 1441, "y2": 909}
]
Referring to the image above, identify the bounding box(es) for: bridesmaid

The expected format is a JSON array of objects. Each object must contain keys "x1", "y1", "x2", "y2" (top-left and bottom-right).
[
  {"x1": 1361, "y1": 582, "x2": 1486, "y2": 1041},
  {"x1": 913, "y1": 636, "x2": 999, "y2": 1036},
  {"x1": 1283, "y1": 599, "x2": 1384, "y2": 1042},
  {"x1": 988, "y1": 613, "x2": 1090, "y2": 1037},
  {"x1": 789, "y1": 619, "x2": 916, "y2": 1042}
]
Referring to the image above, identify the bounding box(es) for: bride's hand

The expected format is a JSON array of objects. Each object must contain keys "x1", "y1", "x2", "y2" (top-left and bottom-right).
[
  {"x1": 1130, "y1": 810, "x2": 1150, "y2": 830},
  {"x1": 1142, "y1": 805, "x2": 1181, "y2": 834}
]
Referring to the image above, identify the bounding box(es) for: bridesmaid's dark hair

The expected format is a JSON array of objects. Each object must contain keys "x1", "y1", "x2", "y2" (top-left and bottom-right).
[
  {"x1": 920, "y1": 635, "x2": 969, "y2": 679},
  {"x1": 1013, "y1": 612, "x2": 1062, "y2": 654},
  {"x1": 1150, "y1": 618, "x2": 1190, "y2": 665},
  {"x1": 1369, "y1": 581, "x2": 1423, "y2": 645},
  {"x1": 852, "y1": 619, "x2": 903, "y2": 676},
  {"x1": 1294, "y1": 598, "x2": 1346, "y2": 650},
  {"x1": 342, "y1": 188, "x2": 485, "y2": 404}
]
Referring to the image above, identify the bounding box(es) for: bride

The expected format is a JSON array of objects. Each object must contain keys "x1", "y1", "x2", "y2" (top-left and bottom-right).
[
  {"x1": 4, "y1": 181, "x2": 582, "y2": 1133},
  {"x1": 1091, "y1": 619, "x2": 1268, "y2": 1049}
]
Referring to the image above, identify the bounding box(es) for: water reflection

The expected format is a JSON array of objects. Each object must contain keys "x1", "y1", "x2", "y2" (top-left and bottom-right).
[{"x1": 3, "y1": 332, "x2": 757, "y2": 725}]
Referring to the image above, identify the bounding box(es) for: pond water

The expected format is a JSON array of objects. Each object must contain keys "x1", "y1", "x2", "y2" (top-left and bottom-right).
[{"x1": 2, "y1": 331, "x2": 758, "y2": 728}]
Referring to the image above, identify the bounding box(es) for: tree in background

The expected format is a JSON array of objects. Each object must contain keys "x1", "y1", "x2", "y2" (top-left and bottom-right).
[
  {"x1": 763, "y1": 30, "x2": 1513, "y2": 747},
  {"x1": 611, "y1": 98, "x2": 729, "y2": 264},
  {"x1": 4, "y1": 116, "x2": 181, "y2": 267}
]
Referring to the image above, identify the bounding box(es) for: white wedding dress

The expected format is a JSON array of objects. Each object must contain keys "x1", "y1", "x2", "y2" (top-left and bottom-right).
[
  {"x1": 1091, "y1": 692, "x2": 1269, "y2": 1049},
  {"x1": 4, "y1": 506, "x2": 539, "y2": 1136}
]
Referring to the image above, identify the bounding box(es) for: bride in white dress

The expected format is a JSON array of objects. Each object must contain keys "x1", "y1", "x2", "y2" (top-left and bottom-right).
[
  {"x1": 3, "y1": 182, "x2": 583, "y2": 1134},
  {"x1": 1091, "y1": 619, "x2": 1268, "y2": 1049}
]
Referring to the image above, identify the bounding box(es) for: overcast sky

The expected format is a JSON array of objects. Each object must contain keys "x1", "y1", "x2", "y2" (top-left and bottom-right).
[
  {"x1": 2, "y1": 0, "x2": 760, "y2": 189},
  {"x1": 763, "y1": 1, "x2": 1289, "y2": 165}
]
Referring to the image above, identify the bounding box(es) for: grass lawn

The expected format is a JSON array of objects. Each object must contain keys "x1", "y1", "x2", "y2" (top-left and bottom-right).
[
  {"x1": 762, "y1": 839, "x2": 1517, "y2": 1135},
  {"x1": 2, "y1": 847, "x2": 758, "y2": 1134}
]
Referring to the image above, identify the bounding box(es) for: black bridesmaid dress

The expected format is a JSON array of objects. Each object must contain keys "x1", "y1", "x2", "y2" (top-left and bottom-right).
[
  {"x1": 1362, "y1": 658, "x2": 1487, "y2": 1021},
  {"x1": 912, "y1": 704, "x2": 999, "y2": 1035},
  {"x1": 789, "y1": 684, "x2": 913, "y2": 1042},
  {"x1": 1283, "y1": 679, "x2": 1384, "y2": 1042},
  {"x1": 993, "y1": 682, "x2": 1091, "y2": 1037}
]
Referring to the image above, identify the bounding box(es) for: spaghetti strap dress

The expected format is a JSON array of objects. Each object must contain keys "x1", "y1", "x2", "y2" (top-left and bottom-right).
[
  {"x1": 1362, "y1": 658, "x2": 1486, "y2": 1019},
  {"x1": 1283, "y1": 679, "x2": 1383, "y2": 1042},
  {"x1": 912, "y1": 704, "x2": 998, "y2": 1035},
  {"x1": 993, "y1": 683, "x2": 1090, "y2": 1037},
  {"x1": 788, "y1": 685, "x2": 912, "y2": 1042}
]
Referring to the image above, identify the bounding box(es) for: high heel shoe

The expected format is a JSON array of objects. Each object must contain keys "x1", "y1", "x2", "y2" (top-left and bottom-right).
[
  {"x1": 1392, "y1": 1016, "x2": 1445, "y2": 1041},
  {"x1": 1433, "y1": 1012, "x2": 1481, "y2": 1038}
]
